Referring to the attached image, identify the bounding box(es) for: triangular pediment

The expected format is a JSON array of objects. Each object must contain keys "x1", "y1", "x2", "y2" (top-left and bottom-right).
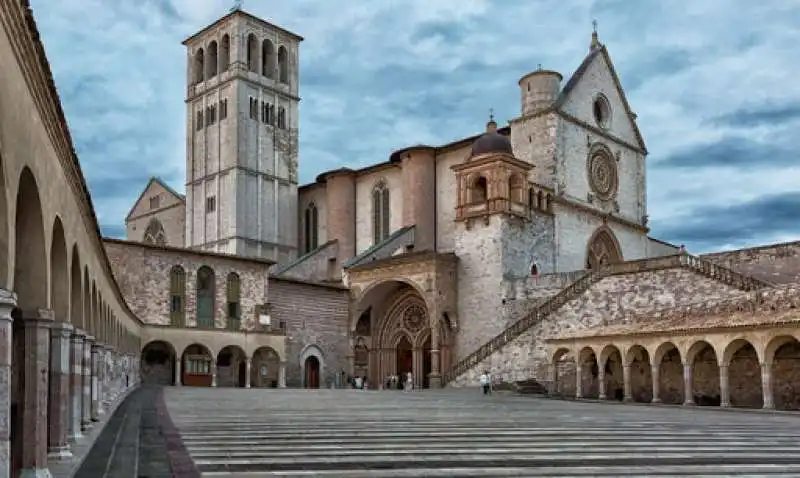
[
  {"x1": 125, "y1": 177, "x2": 185, "y2": 221},
  {"x1": 555, "y1": 46, "x2": 647, "y2": 153}
]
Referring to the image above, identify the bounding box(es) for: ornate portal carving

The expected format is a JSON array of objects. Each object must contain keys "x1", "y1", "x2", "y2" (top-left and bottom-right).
[
  {"x1": 402, "y1": 304, "x2": 426, "y2": 334},
  {"x1": 587, "y1": 145, "x2": 618, "y2": 200}
]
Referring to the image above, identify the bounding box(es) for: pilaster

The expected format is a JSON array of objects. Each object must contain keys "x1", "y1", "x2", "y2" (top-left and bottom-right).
[
  {"x1": 47, "y1": 321, "x2": 73, "y2": 459},
  {"x1": 90, "y1": 342, "x2": 102, "y2": 422},
  {"x1": 80, "y1": 336, "x2": 94, "y2": 431},
  {"x1": 68, "y1": 330, "x2": 85, "y2": 441},
  {"x1": 0, "y1": 289, "x2": 16, "y2": 478},
  {"x1": 18, "y1": 308, "x2": 54, "y2": 478}
]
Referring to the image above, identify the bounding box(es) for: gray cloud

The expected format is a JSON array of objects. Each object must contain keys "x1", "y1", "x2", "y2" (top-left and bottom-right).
[
  {"x1": 652, "y1": 192, "x2": 800, "y2": 253},
  {"x1": 28, "y1": 0, "x2": 800, "y2": 251}
]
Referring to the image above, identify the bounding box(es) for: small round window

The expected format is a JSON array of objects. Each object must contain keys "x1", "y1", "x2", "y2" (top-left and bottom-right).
[{"x1": 593, "y1": 94, "x2": 611, "y2": 129}]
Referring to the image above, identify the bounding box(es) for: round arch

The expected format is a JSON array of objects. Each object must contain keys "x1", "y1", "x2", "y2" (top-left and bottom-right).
[
  {"x1": 141, "y1": 340, "x2": 177, "y2": 385},
  {"x1": 50, "y1": 216, "x2": 69, "y2": 321},
  {"x1": 0, "y1": 152, "x2": 8, "y2": 288},
  {"x1": 251, "y1": 346, "x2": 280, "y2": 388},
  {"x1": 300, "y1": 344, "x2": 325, "y2": 389},
  {"x1": 586, "y1": 225, "x2": 623, "y2": 270},
  {"x1": 13, "y1": 166, "x2": 47, "y2": 309},
  {"x1": 216, "y1": 345, "x2": 247, "y2": 388},
  {"x1": 180, "y1": 343, "x2": 214, "y2": 387}
]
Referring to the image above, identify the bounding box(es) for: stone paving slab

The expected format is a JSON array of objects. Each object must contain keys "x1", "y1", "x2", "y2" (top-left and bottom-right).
[{"x1": 162, "y1": 387, "x2": 800, "y2": 476}]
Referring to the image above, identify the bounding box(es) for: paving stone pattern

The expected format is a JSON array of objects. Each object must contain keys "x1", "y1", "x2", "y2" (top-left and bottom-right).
[
  {"x1": 74, "y1": 385, "x2": 179, "y2": 478},
  {"x1": 164, "y1": 387, "x2": 800, "y2": 477}
]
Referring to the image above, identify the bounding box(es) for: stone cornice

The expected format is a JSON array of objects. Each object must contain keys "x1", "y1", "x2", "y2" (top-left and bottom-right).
[
  {"x1": 2, "y1": 1, "x2": 144, "y2": 326},
  {"x1": 551, "y1": 195, "x2": 648, "y2": 233}
]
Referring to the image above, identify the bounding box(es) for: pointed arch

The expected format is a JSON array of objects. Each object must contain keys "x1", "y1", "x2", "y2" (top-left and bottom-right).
[
  {"x1": 143, "y1": 218, "x2": 166, "y2": 246},
  {"x1": 586, "y1": 225, "x2": 622, "y2": 270},
  {"x1": 372, "y1": 181, "x2": 390, "y2": 244}
]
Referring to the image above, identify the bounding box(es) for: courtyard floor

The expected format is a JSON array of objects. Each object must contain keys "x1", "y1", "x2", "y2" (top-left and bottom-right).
[{"x1": 77, "y1": 385, "x2": 800, "y2": 477}]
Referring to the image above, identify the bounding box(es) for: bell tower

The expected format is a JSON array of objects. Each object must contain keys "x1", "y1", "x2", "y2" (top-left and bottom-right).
[{"x1": 182, "y1": 7, "x2": 303, "y2": 263}]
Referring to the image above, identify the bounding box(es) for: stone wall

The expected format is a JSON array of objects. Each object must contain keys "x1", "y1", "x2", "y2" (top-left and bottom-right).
[
  {"x1": 449, "y1": 265, "x2": 747, "y2": 387},
  {"x1": 702, "y1": 241, "x2": 800, "y2": 285},
  {"x1": 104, "y1": 238, "x2": 270, "y2": 329},
  {"x1": 267, "y1": 277, "x2": 350, "y2": 387},
  {"x1": 273, "y1": 240, "x2": 339, "y2": 283}
]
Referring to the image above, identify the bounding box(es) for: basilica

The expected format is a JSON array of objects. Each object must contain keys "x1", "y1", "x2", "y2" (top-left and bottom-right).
[{"x1": 3, "y1": 1, "x2": 800, "y2": 474}]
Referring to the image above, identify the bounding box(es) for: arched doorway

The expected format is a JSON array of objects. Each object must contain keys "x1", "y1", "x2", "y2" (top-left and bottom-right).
[
  {"x1": 140, "y1": 341, "x2": 177, "y2": 385},
  {"x1": 304, "y1": 356, "x2": 320, "y2": 389},
  {"x1": 396, "y1": 335, "x2": 413, "y2": 379},
  {"x1": 216, "y1": 345, "x2": 247, "y2": 387},
  {"x1": 251, "y1": 347, "x2": 280, "y2": 388},
  {"x1": 586, "y1": 226, "x2": 622, "y2": 270},
  {"x1": 181, "y1": 344, "x2": 213, "y2": 387}
]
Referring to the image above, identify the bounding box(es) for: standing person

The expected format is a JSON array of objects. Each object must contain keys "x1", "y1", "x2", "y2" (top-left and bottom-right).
[{"x1": 480, "y1": 370, "x2": 492, "y2": 395}]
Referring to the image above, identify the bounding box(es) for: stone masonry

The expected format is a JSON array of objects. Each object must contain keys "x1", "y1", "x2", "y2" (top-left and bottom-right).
[
  {"x1": 268, "y1": 277, "x2": 349, "y2": 387},
  {"x1": 449, "y1": 265, "x2": 747, "y2": 386}
]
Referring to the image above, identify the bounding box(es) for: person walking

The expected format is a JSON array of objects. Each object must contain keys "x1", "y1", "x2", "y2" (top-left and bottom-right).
[{"x1": 479, "y1": 370, "x2": 492, "y2": 395}]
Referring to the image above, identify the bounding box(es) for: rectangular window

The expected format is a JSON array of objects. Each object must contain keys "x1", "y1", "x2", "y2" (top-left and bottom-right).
[
  {"x1": 227, "y1": 301, "x2": 239, "y2": 319},
  {"x1": 170, "y1": 295, "x2": 182, "y2": 314},
  {"x1": 219, "y1": 99, "x2": 228, "y2": 120},
  {"x1": 196, "y1": 110, "x2": 204, "y2": 130},
  {"x1": 206, "y1": 196, "x2": 216, "y2": 213},
  {"x1": 149, "y1": 195, "x2": 160, "y2": 209}
]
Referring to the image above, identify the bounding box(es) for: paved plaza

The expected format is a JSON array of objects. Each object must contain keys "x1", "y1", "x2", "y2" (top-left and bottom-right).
[{"x1": 151, "y1": 387, "x2": 800, "y2": 477}]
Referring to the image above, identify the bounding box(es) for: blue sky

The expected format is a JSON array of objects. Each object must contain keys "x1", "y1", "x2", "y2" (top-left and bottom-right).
[{"x1": 30, "y1": 0, "x2": 800, "y2": 254}]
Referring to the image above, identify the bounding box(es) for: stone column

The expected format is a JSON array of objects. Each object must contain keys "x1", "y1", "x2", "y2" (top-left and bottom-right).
[
  {"x1": 597, "y1": 369, "x2": 606, "y2": 400},
  {"x1": 210, "y1": 360, "x2": 217, "y2": 388},
  {"x1": 47, "y1": 321, "x2": 73, "y2": 459},
  {"x1": 622, "y1": 364, "x2": 633, "y2": 402},
  {"x1": 429, "y1": 322, "x2": 442, "y2": 389},
  {"x1": 761, "y1": 362, "x2": 774, "y2": 409},
  {"x1": 575, "y1": 364, "x2": 583, "y2": 399},
  {"x1": 18, "y1": 308, "x2": 54, "y2": 478},
  {"x1": 278, "y1": 361, "x2": 287, "y2": 388},
  {"x1": 547, "y1": 363, "x2": 557, "y2": 395},
  {"x1": 174, "y1": 356, "x2": 182, "y2": 386},
  {"x1": 682, "y1": 363, "x2": 694, "y2": 406},
  {"x1": 0, "y1": 289, "x2": 16, "y2": 478},
  {"x1": 244, "y1": 358, "x2": 251, "y2": 388},
  {"x1": 81, "y1": 336, "x2": 94, "y2": 431},
  {"x1": 650, "y1": 364, "x2": 661, "y2": 403},
  {"x1": 719, "y1": 364, "x2": 731, "y2": 408},
  {"x1": 90, "y1": 343, "x2": 102, "y2": 421},
  {"x1": 102, "y1": 346, "x2": 114, "y2": 408}
]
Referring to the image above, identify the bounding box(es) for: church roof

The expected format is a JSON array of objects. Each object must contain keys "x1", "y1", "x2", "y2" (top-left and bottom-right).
[{"x1": 182, "y1": 9, "x2": 303, "y2": 46}]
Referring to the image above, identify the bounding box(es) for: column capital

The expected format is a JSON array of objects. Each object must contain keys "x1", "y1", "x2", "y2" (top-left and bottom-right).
[
  {"x1": 91, "y1": 343, "x2": 103, "y2": 352},
  {"x1": 85, "y1": 335, "x2": 96, "y2": 344},
  {"x1": 51, "y1": 320, "x2": 74, "y2": 337},
  {"x1": 0, "y1": 287, "x2": 17, "y2": 319},
  {"x1": 72, "y1": 328, "x2": 87, "y2": 340},
  {"x1": 21, "y1": 307, "x2": 55, "y2": 326}
]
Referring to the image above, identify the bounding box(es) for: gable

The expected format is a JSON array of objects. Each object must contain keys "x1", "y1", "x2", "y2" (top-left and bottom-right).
[
  {"x1": 126, "y1": 178, "x2": 185, "y2": 221},
  {"x1": 557, "y1": 48, "x2": 645, "y2": 152}
]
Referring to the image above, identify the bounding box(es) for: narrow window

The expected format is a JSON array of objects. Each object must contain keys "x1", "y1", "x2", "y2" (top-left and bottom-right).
[
  {"x1": 226, "y1": 273, "x2": 241, "y2": 330},
  {"x1": 196, "y1": 266, "x2": 215, "y2": 328},
  {"x1": 196, "y1": 110, "x2": 204, "y2": 131},
  {"x1": 206, "y1": 196, "x2": 216, "y2": 213},
  {"x1": 149, "y1": 195, "x2": 160, "y2": 209},
  {"x1": 372, "y1": 182, "x2": 390, "y2": 243},
  {"x1": 169, "y1": 266, "x2": 186, "y2": 326}
]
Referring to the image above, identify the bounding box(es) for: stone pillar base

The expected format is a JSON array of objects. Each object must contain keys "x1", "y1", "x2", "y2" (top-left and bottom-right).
[
  {"x1": 47, "y1": 446, "x2": 73, "y2": 460},
  {"x1": 428, "y1": 375, "x2": 442, "y2": 389},
  {"x1": 80, "y1": 420, "x2": 92, "y2": 432},
  {"x1": 598, "y1": 393, "x2": 607, "y2": 400},
  {"x1": 19, "y1": 468, "x2": 53, "y2": 478},
  {"x1": 651, "y1": 398, "x2": 661, "y2": 404},
  {"x1": 69, "y1": 431, "x2": 84, "y2": 442},
  {"x1": 683, "y1": 401, "x2": 695, "y2": 407}
]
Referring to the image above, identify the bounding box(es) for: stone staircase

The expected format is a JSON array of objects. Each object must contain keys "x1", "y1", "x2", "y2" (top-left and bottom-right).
[{"x1": 442, "y1": 253, "x2": 771, "y2": 386}]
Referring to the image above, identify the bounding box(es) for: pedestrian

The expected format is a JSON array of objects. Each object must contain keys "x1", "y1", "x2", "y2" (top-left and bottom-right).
[{"x1": 480, "y1": 370, "x2": 492, "y2": 395}]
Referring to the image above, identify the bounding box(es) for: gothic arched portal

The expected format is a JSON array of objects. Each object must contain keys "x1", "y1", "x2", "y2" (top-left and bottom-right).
[{"x1": 586, "y1": 226, "x2": 622, "y2": 270}]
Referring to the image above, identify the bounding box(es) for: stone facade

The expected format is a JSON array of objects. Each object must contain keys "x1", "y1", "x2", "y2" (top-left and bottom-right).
[
  {"x1": 103, "y1": 238, "x2": 271, "y2": 329},
  {"x1": 267, "y1": 277, "x2": 350, "y2": 387},
  {"x1": 449, "y1": 258, "x2": 750, "y2": 387},
  {"x1": 701, "y1": 240, "x2": 800, "y2": 284},
  {"x1": 125, "y1": 178, "x2": 186, "y2": 248}
]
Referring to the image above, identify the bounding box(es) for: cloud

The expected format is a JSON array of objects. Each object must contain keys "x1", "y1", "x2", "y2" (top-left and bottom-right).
[
  {"x1": 652, "y1": 192, "x2": 800, "y2": 253},
  {"x1": 27, "y1": 0, "x2": 800, "y2": 251}
]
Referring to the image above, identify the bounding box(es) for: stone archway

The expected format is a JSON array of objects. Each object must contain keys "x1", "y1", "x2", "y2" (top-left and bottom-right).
[
  {"x1": 11, "y1": 167, "x2": 48, "y2": 477},
  {"x1": 216, "y1": 345, "x2": 247, "y2": 387},
  {"x1": 251, "y1": 346, "x2": 280, "y2": 388},
  {"x1": 586, "y1": 226, "x2": 622, "y2": 270},
  {"x1": 181, "y1": 343, "x2": 213, "y2": 387},
  {"x1": 375, "y1": 291, "x2": 432, "y2": 389},
  {"x1": 0, "y1": 153, "x2": 8, "y2": 288},
  {"x1": 300, "y1": 344, "x2": 324, "y2": 389},
  {"x1": 141, "y1": 341, "x2": 177, "y2": 385}
]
